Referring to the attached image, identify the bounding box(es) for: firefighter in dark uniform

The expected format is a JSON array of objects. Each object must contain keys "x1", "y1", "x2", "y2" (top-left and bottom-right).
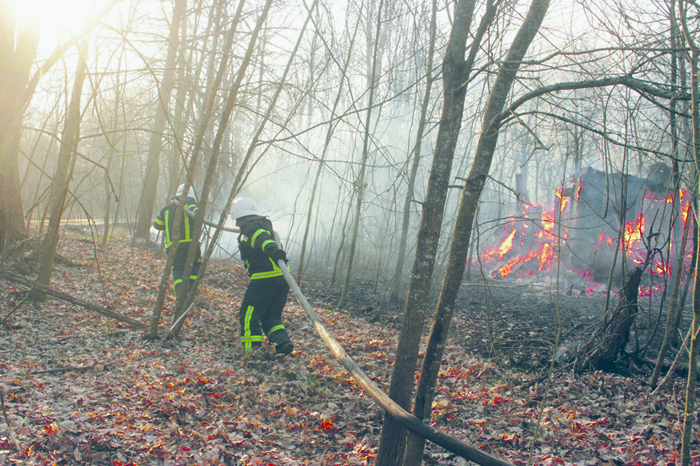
[
  {"x1": 153, "y1": 184, "x2": 202, "y2": 310},
  {"x1": 231, "y1": 197, "x2": 293, "y2": 355}
]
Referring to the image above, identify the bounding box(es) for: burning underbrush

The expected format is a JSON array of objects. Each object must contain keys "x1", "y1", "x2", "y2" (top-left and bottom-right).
[{"x1": 475, "y1": 167, "x2": 693, "y2": 297}]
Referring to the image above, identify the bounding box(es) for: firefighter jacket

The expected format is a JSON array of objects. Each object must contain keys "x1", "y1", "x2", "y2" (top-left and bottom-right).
[
  {"x1": 236, "y1": 215, "x2": 286, "y2": 280},
  {"x1": 153, "y1": 196, "x2": 200, "y2": 250}
]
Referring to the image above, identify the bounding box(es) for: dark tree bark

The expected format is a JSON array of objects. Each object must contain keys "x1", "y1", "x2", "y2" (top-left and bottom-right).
[
  {"x1": 376, "y1": 0, "x2": 494, "y2": 463},
  {"x1": 679, "y1": 1, "x2": 700, "y2": 463},
  {"x1": 403, "y1": 1, "x2": 550, "y2": 463},
  {"x1": 578, "y1": 256, "x2": 650, "y2": 371}
]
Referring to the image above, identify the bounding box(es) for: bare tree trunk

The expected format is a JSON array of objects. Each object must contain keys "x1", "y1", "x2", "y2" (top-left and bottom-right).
[
  {"x1": 169, "y1": 0, "x2": 190, "y2": 196},
  {"x1": 402, "y1": 2, "x2": 550, "y2": 464},
  {"x1": 651, "y1": 208, "x2": 691, "y2": 386},
  {"x1": 134, "y1": 0, "x2": 187, "y2": 240},
  {"x1": 101, "y1": 50, "x2": 126, "y2": 250},
  {"x1": 377, "y1": 1, "x2": 492, "y2": 463},
  {"x1": 172, "y1": 0, "x2": 320, "y2": 334},
  {"x1": 198, "y1": 0, "x2": 317, "y2": 291},
  {"x1": 331, "y1": 194, "x2": 354, "y2": 287},
  {"x1": 389, "y1": 0, "x2": 438, "y2": 303},
  {"x1": 297, "y1": 11, "x2": 361, "y2": 283},
  {"x1": 150, "y1": 0, "x2": 254, "y2": 337},
  {"x1": 577, "y1": 253, "x2": 651, "y2": 371},
  {"x1": 32, "y1": 38, "x2": 89, "y2": 298},
  {"x1": 679, "y1": 1, "x2": 700, "y2": 463},
  {"x1": 338, "y1": 0, "x2": 385, "y2": 308},
  {"x1": 0, "y1": 3, "x2": 39, "y2": 253},
  {"x1": 172, "y1": 0, "x2": 251, "y2": 335}
]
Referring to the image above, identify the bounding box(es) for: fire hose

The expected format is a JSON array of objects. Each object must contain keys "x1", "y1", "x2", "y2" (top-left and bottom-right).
[
  {"x1": 179, "y1": 220, "x2": 512, "y2": 464},
  {"x1": 276, "y1": 258, "x2": 513, "y2": 466}
]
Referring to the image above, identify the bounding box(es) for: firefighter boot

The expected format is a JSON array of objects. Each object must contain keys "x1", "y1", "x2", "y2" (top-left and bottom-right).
[{"x1": 268, "y1": 327, "x2": 293, "y2": 355}]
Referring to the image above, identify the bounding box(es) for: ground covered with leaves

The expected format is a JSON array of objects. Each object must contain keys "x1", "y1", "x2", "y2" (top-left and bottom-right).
[{"x1": 0, "y1": 233, "x2": 697, "y2": 465}]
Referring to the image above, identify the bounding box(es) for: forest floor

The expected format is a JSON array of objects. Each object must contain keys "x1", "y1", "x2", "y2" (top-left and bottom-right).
[{"x1": 0, "y1": 231, "x2": 696, "y2": 465}]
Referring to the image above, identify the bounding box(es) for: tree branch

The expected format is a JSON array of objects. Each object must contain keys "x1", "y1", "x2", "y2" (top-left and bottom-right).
[{"x1": 0, "y1": 270, "x2": 146, "y2": 330}]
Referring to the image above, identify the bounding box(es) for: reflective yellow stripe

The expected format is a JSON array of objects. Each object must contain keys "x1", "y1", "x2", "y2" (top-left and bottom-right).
[
  {"x1": 261, "y1": 240, "x2": 275, "y2": 251},
  {"x1": 184, "y1": 214, "x2": 191, "y2": 242},
  {"x1": 173, "y1": 279, "x2": 182, "y2": 291},
  {"x1": 243, "y1": 304, "x2": 262, "y2": 355},
  {"x1": 250, "y1": 260, "x2": 289, "y2": 279},
  {"x1": 250, "y1": 270, "x2": 283, "y2": 279},
  {"x1": 155, "y1": 218, "x2": 165, "y2": 225},
  {"x1": 242, "y1": 336, "x2": 263, "y2": 354},
  {"x1": 250, "y1": 229, "x2": 267, "y2": 248},
  {"x1": 165, "y1": 211, "x2": 171, "y2": 248},
  {"x1": 241, "y1": 336, "x2": 263, "y2": 342},
  {"x1": 244, "y1": 305, "x2": 254, "y2": 340},
  {"x1": 268, "y1": 325, "x2": 285, "y2": 335}
]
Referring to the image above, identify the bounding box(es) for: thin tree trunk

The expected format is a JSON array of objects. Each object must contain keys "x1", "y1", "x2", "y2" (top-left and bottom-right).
[
  {"x1": 134, "y1": 0, "x2": 187, "y2": 240},
  {"x1": 403, "y1": 2, "x2": 550, "y2": 464},
  {"x1": 149, "y1": 0, "x2": 253, "y2": 337},
  {"x1": 169, "y1": 0, "x2": 190, "y2": 196},
  {"x1": 101, "y1": 51, "x2": 125, "y2": 250},
  {"x1": 377, "y1": 0, "x2": 490, "y2": 463},
  {"x1": 331, "y1": 194, "x2": 354, "y2": 287},
  {"x1": 297, "y1": 10, "x2": 362, "y2": 284},
  {"x1": 196, "y1": 0, "x2": 315, "y2": 295},
  {"x1": 679, "y1": 1, "x2": 700, "y2": 463},
  {"x1": 32, "y1": 37, "x2": 89, "y2": 298},
  {"x1": 338, "y1": 0, "x2": 385, "y2": 308},
  {"x1": 171, "y1": 0, "x2": 252, "y2": 334},
  {"x1": 389, "y1": 0, "x2": 438, "y2": 303},
  {"x1": 651, "y1": 208, "x2": 691, "y2": 387},
  {"x1": 0, "y1": 5, "x2": 39, "y2": 252}
]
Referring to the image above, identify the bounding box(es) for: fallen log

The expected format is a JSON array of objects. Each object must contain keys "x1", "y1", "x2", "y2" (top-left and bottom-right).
[{"x1": 0, "y1": 270, "x2": 147, "y2": 330}]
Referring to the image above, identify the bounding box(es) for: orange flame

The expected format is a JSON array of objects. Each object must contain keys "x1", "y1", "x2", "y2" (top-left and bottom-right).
[
  {"x1": 624, "y1": 214, "x2": 645, "y2": 249},
  {"x1": 483, "y1": 228, "x2": 517, "y2": 260},
  {"x1": 499, "y1": 250, "x2": 539, "y2": 278}
]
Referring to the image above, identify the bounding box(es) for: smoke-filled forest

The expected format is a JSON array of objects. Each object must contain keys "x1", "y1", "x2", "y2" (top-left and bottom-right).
[{"x1": 2, "y1": 0, "x2": 700, "y2": 464}]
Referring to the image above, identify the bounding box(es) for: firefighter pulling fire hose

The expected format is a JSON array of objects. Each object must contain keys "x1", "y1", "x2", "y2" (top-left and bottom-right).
[{"x1": 274, "y1": 258, "x2": 513, "y2": 466}]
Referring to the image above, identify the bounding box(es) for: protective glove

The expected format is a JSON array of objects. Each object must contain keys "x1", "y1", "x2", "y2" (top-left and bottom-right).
[{"x1": 270, "y1": 250, "x2": 288, "y2": 264}]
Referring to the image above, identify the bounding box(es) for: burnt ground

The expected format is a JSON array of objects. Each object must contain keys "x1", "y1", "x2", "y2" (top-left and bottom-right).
[{"x1": 302, "y1": 269, "x2": 690, "y2": 378}]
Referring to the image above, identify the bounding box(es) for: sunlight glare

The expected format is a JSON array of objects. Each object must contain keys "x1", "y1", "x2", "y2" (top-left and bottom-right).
[{"x1": 15, "y1": 0, "x2": 96, "y2": 39}]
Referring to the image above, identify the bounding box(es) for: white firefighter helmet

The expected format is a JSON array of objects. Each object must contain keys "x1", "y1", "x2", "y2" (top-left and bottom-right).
[
  {"x1": 231, "y1": 197, "x2": 258, "y2": 219},
  {"x1": 175, "y1": 183, "x2": 194, "y2": 199}
]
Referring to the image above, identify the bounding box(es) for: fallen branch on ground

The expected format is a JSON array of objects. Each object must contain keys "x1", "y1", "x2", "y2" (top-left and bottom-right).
[
  {"x1": 0, "y1": 269, "x2": 147, "y2": 330},
  {"x1": 28, "y1": 364, "x2": 112, "y2": 375},
  {"x1": 0, "y1": 388, "x2": 21, "y2": 452}
]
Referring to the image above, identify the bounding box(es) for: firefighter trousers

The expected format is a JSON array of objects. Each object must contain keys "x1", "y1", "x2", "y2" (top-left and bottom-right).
[
  {"x1": 172, "y1": 244, "x2": 201, "y2": 308},
  {"x1": 239, "y1": 276, "x2": 291, "y2": 353}
]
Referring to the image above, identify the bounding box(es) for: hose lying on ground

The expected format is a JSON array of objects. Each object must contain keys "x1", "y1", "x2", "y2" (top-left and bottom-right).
[{"x1": 276, "y1": 259, "x2": 514, "y2": 466}]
